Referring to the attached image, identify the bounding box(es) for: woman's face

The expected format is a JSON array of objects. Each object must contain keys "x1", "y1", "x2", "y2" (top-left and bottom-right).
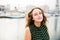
[{"x1": 32, "y1": 9, "x2": 43, "y2": 22}]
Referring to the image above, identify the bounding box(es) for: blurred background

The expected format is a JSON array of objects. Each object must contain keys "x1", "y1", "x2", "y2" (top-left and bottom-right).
[{"x1": 0, "y1": 0, "x2": 60, "y2": 40}]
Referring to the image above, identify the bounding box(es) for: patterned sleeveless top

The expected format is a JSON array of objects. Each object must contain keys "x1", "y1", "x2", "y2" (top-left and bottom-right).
[{"x1": 29, "y1": 24, "x2": 50, "y2": 40}]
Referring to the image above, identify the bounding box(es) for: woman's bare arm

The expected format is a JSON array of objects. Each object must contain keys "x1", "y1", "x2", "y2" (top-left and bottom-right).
[{"x1": 24, "y1": 27, "x2": 31, "y2": 40}]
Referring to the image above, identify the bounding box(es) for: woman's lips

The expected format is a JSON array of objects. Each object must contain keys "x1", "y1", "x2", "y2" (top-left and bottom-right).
[{"x1": 38, "y1": 18, "x2": 42, "y2": 20}]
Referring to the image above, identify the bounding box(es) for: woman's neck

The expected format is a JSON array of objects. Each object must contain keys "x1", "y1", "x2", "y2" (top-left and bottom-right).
[{"x1": 34, "y1": 21, "x2": 41, "y2": 27}]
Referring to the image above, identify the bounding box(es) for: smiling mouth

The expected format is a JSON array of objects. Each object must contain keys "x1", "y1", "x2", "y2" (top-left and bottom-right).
[{"x1": 38, "y1": 18, "x2": 42, "y2": 19}]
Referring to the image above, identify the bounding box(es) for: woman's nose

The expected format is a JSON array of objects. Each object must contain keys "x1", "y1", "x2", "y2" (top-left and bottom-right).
[{"x1": 38, "y1": 14, "x2": 41, "y2": 17}]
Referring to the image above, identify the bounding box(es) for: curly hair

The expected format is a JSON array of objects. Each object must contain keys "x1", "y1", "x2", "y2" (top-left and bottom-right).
[{"x1": 26, "y1": 7, "x2": 47, "y2": 27}]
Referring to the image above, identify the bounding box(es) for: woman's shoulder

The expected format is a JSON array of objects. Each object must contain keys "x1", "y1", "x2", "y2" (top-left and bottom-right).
[
  {"x1": 25, "y1": 25, "x2": 33, "y2": 32},
  {"x1": 25, "y1": 27, "x2": 31, "y2": 35},
  {"x1": 25, "y1": 27, "x2": 30, "y2": 31},
  {"x1": 25, "y1": 27, "x2": 31, "y2": 40}
]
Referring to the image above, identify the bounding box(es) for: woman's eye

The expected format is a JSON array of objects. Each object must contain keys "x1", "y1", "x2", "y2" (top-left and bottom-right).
[
  {"x1": 34, "y1": 13, "x2": 37, "y2": 16},
  {"x1": 39, "y1": 12, "x2": 42, "y2": 14}
]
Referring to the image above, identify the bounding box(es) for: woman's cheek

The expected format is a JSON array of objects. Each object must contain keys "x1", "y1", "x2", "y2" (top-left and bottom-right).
[
  {"x1": 40, "y1": 17, "x2": 43, "y2": 21},
  {"x1": 37, "y1": 17, "x2": 43, "y2": 22},
  {"x1": 33, "y1": 16, "x2": 38, "y2": 21}
]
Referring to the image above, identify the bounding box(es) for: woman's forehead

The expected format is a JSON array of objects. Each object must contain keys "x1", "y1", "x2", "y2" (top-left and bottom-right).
[{"x1": 32, "y1": 9, "x2": 42, "y2": 13}]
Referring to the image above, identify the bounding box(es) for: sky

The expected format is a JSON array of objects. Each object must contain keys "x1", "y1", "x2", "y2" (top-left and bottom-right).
[{"x1": 0, "y1": 0, "x2": 56, "y2": 10}]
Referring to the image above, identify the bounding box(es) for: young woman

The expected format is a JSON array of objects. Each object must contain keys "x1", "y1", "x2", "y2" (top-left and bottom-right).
[{"x1": 25, "y1": 7, "x2": 50, "y2": 40}]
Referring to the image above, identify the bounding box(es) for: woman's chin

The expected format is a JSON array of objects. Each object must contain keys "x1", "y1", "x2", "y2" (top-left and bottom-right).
[{"x1": 36, "y1": 20, "x2": 42, "y2": 22}]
